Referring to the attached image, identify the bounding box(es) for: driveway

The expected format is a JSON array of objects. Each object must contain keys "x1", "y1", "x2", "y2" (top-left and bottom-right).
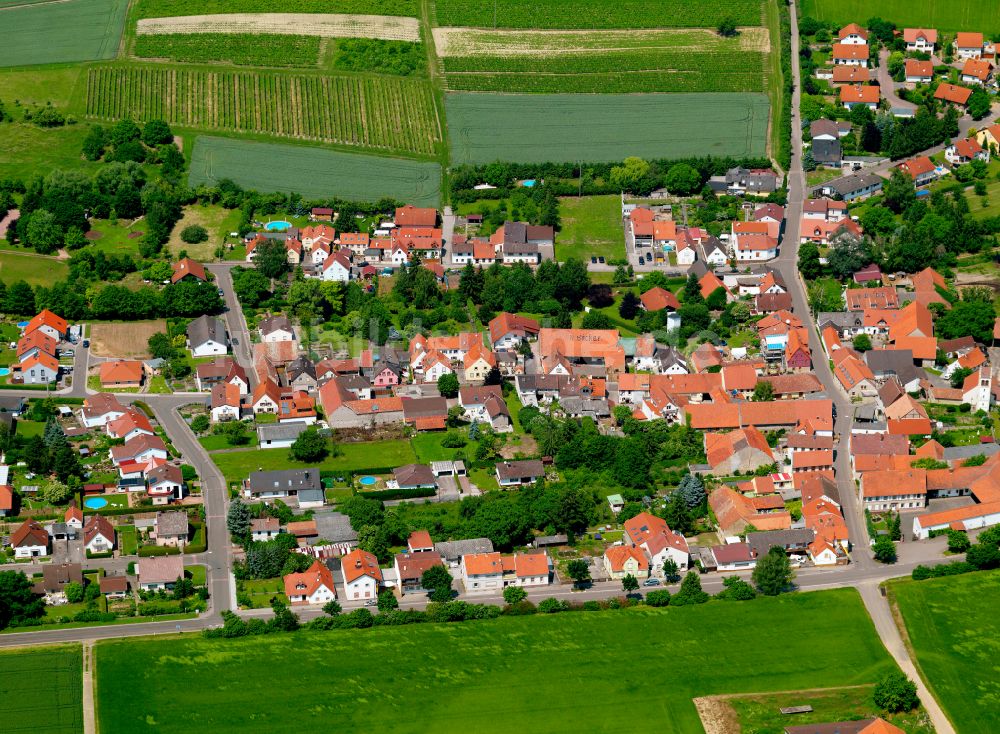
[{"x1": 877, "y1": 49, "x2": 917, "y2": 112}]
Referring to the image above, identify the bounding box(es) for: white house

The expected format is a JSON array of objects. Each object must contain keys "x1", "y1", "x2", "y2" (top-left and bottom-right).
[
  {"x1": 187, "y1": 315, "x2": 227, "y2": 358},
  {"x1": 258, "y1": 315, "x2": 295, "y2": 343},
  {"x1": 210, "y1": 383, "x2": 242, "y2": 423},
  {"x1": 83, "y1": 515, "x2": 115, "y2": 554},
  {"x1": 461, "y1": 551, "x2": 503, "y2": 591},
  {"x1": 701, "y1": 239, "x2": 728, "y2": 266},
  {"x1": 341, "y1": 548, "x2": 382, "y2": 600},
  {"x1": 147, "y1": 464, "x2": 185, "y2": 506},
  {"x1": 251, "y1": 517, "x2": 281, "y2": 542},
  {"x1": 18, "y1": 354, "x2": 59, "y2": 385},
  {"x1": 11, "y1": 520, "x2": 49, "y2": 559},
  {"x1": 955, "y1": 32, "x2": 986, "y2": 59},
  {"x1": 903, "y1": 28, "x2": 937, "y2": 53},
  {"x1": 733, "y1": 233, "x2": 778, "y2": 261},
  {"x1": 321, "y1": 253, "x2": 352, "y2": 282},
  {"x1": 675, "y1": 239, "x2": 697, "y2": 265},
  {"x1": 643, "y1": 529, "x2": 690, "y2": 575},
  {"x1": 284, "y1": 560, "x2": 337, "y2": 606},
  {"x1": 945, "y1": 138, "x2": 989, "y2": 166}
]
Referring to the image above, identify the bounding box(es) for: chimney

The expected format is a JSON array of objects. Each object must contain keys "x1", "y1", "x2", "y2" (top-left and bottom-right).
[{"x1": 355, "y1": 559, "x2": 362, "y2": 569}]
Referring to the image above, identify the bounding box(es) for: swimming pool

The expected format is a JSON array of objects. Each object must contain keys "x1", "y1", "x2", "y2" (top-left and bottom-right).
[
  {"x1": 0, "y1": 368, "x2": 8, "y2": 377},
  {"x1": 265, "y1": 220, "x2": 292, "y2": 231},
  {"x1": 84, "y1": 497, "x2": 108, "y2": 509},
  {"x1": 358, "y1": 476, "x2": 377, "y2": 486}
]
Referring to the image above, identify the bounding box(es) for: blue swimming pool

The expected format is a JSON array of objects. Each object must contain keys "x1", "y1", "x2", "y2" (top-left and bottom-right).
[
  {"x1": 358, "y1": 476, "x2": 377, "y2": 486},
  {"x1": 84, "y1": 497, "x2": 108, "y2": 509},
  {"x1": 0, "y1": 368, "x2": 8, "y2": 377},
  {"x1": 265, "y1": 220, "x2": 292, "y2": 231}
]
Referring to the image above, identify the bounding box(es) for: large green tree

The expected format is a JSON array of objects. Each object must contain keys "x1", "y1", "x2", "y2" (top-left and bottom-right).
[
  {"x1": 752, "y1": 546, "x2": 794, "y2": 595},
  {"x1": 0, "y1": 571, "x2": 45, "y2": 630}
]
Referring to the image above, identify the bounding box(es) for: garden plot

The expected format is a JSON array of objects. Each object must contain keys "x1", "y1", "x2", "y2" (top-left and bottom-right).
[{"x1": 137, "y1": 13, "x2": 421, "y2": 41}]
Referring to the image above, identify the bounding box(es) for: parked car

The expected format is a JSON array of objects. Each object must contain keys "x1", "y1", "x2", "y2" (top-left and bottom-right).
[
  {"x1": 82, "y1": 339, "x2": 90, "y2": 348},
  {"x1": 364, "y1": 599, "x2": 377, "y2": 607},
  {"x1": 642, "y1": 578, "x2": 661, "y2": 587},
  {"x1": 63, "y1": 349, "x2": 75, "y2": 357}
]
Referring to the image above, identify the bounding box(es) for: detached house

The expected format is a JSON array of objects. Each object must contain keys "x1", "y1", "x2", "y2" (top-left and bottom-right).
[
  {"x1": 187, "y1": 315, "x2": 227, "y2": 357},
  {"x1": 831, "y1": 43, "x2": 869, "y2": 67},
  {"x1": 284, "y1": 560, "x2": 337, "y2": 606},
  {"x1": 945, "y1": 137, "x2": 989, "y2": 166},
  {"x1": 838, "y1": 23, "x2": 868, "y2": 45},
  {"x1": 100, "y1": 360, "x2": 144, "y2": 389},
  {"x1": 83, "y1": 515, "x2": 115, "y2": 554},
  {"x1": 341, "y1": 548, "x2": 382, "y2": 600},
  {"x1": 603, "y1": 545, "x2": 649, "y2": 580},
  {"x1": 898, "y1": 156, "x2": 938, "y2": 187},
  {"x1": 904, "y1": 59, "x2": 933, "y2": 84},
  {"x1": 259, "y1": 315, "x2": 294, "y2": 343},
  {"x1": 934, "y1": 83, "x2": 973, "y2": 107},
  {"x1": 11, "y1": 519, "x2": 49, "y2": 558},
  {"x1": 171, "y1": 257, "x2": 207, "y2": 284},
  {"x1": 962, "y1": 58, "x2": 994, "y2": 86},
  {"x1": 903, "y1": 28, "x2": 937, "y2": 53},
  {"x1": 25, "y1": 309, "x2": 68, "y2": 341},
  {"x1": 79, "y1": 393, "x2": 126, "y2": 429},
  {"x1": 955, "y1": 32, "x2": 987, "y2": 59},
  {"x1": 840, "y1": 84, "x2": 879, "y2": 110},
  {"x1": 489, "y1": 312, "x2": 540, "y2": 351},
  {"x1": 495, "y1": 459, "x2": 545, "y2": 487}
]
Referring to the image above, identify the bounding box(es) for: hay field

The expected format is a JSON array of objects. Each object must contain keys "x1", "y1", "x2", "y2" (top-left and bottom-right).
[{"x1": 0, "y1": 0, "x2": 129, "y2": 67}]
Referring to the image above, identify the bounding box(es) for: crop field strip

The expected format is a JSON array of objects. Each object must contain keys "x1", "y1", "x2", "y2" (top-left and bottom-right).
[
  {"x1": 189, "y1": 136, "x2": 442, "y2": 206},
  {"x1": 134, "y1": 34, "x2": 322, "y2": 68},
  {"x1": 434, "y1": 0, "x2": 764, "y2": 29},
  {"x1": 446, "y1": 92, "x2": 770, "y2": 164},
  {"x1": 0, "y1": 0, "x2": 129, "y2": 67},
  {"x1": 135, "y1": 13, "x2": 421, "y2": 42},
  {"x1": 0, "y1": 644, "x2": 83, "y2": 734},
  {"x1": 133, "y1": 0, "x2": 418, "y2": 18},
  {"x1": 86, "y1": 66, "x2": 441, "y2": 155},
  {"x1": 800, "y1": 0, "x2": 1000, "y2": 35}
]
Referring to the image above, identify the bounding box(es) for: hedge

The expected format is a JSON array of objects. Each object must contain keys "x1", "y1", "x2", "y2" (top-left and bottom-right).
[
  {"x1": 138, "y1": 545, "x2": 181, "y2": 557},
  {"x1": 359, "y1": 486, "x2": 436, "y2": 502}
]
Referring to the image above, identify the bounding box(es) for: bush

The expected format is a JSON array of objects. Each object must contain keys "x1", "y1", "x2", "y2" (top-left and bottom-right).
[
  {"x1": 645, "y1": 589, "x2": 671, "y2": 607},
  {"x1": 537, "y1": 598, "x2": 569, "y2": 614},
  {"x1": 180, "y1": 225, "x2": 208, "y2": 244},
  {"x1": 873, "y1": 671, "x2": 919, "y2": 713},
  {"x1": 138, "y1": 544, "x2": 181, "y2": 557}
]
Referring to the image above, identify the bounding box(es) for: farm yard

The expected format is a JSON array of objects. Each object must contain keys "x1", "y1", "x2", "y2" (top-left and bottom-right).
[
  {"x1": 434, "y1": 0, "x2": 764, "y2": 29},
  {"x1": 0, "y1": 644, "x2": 82, "y2": 734},
  {"x1": 437, "y1": 28, "x2": 769, "y2": 94},
  {"x1": 447, "y1": 92, "x2": 770, "y2": 164},
  {"x1": 85, "y1": 65, "x2": 441, "y2": 156},
  {"x1": 132, "y1": 0, "x2": 418, "y2": 18},
  {"x1": 0, "y1": 0, "x2": 129, "y2": 67},
  {"x1": 800, "y1": 0, "x2": 1000, "y2": 34},
  {"x1": 94, "y1": 589, "x2": 896, "y2": 733},
  {"x1": 188, "y1": 136, "x2": 442, "y2": 206},
  {"x1": 89, "y1": 320, "x2": 167, "y2": 358},
  {"x1": 889, "y1": 571, "x2": 1000, "y2": 734}
]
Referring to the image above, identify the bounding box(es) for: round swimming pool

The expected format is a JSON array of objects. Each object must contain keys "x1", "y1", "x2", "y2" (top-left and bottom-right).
[
  {"x1": 265, "y1": 220, "x2": 292, "y2": 231},
  {"x1": 84, "y1": 497, "x2": 108, "y2": 509},
  {"x1": 358, "y1": 475, "x2": 377, "y2": 486},
  {"x1": 0, "y1": 368, "x2": 9, "y2": 377}
]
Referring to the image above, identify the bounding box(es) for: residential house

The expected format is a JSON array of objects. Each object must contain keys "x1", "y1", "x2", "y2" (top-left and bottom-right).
[
  {"x1": 259, "y1": 315, "x2": 295, "y2": 343},
  {"x1": 859, "y1": 469, "x2": 928, "y2": 511},
  {"x1": 508, "y1": 552, "x2": 551, "y2": 587},
  {"x1": 834, "y1": 354, "x2": 878, "y2": 399},
  {"x1": 109, "y1": 434, "x2": 168, "y2": 467},
  {"x1": 79, "y1": 393, "x2": 126, "y2": 429},
  {"x1": 603, "y1": 545, "x2": 650, "y2": 580},
  {"x1": 171, "y1": 257, "x2": 207, "y2": 284},
  {"x1": 463, "y1": 342, "x2": 497, "y2": 383},
  {"x1": 815, "y1": 172, "x2": 883, "y2": 201},
  {"x1": 639, "y1": 287, "x2": 681, "y2": 313},
  {"x1": 701, "y1": 238, "x2": 729, "y2": 266},
  {"x1": 341, "y1": 548, "x2": 382, "y2": 600},
  {"x1": 34, "y1": 563, "x2": 83, "y2": 598},
  {"x1": 99, "y1": 360, "x2": 144, "y2": 389},
  {"x1": 904, "y1": 59, "x2": 934, "y2": 84},
  {"x1": 708, "y1": 167, "x2": 778, "y2": 196},
  {"x1": 250, "y1": 380, "x2": 281, "y2": 415},
  {"x1": 809, "y1": 119, "x2": 852, "y2": 140},
  {"x1": 710, "y1": 543, "x2": 757, "y2": 572},
  {"x1": 210, "y1": 382, "x2": 241, "y2": 422},
  {"x1": 832, "y1": 43, "x2": 869, "y2": 67},
  {"x1": 831, "y1": 65, "x2": 869, "y2": 85},
  {"x1": 537, "y1": 327, "x2": 626, "y2": 375},
  {"x1": 904, "y1": 28, "x2": 937, "y2": 53},
  {"x1": 24, "y1": 309, "x2": 68, "y2": 341},
  {"x1": 934, "y1": 83, "x2": 973, "y2": 107},
  {"x1": 137, "y1": 555, "x2": 185, "y2": 591},
  {"x1": 838, "y1": 23, "x2": 868, "y2": 45},
  {"x1": 704, "y1": 426, "x2": 774, "y2": 475},
  {"x1": 187, "y1": 315, "x2": 227, "y2": 357},
  {"x1": 495, "y1": 459, "x2": 545, "y2": 487},
  {"x1": 286, "y1": 356, "x2": 318, "y2": 393},
  {"x1": 709, "y1": 486, "x2": 792, "y2": 536},
  {"x1": 242, "y1": 468, "x2": 325, "y2": 507},
  {"x1": 251, "y1": 517, "x2": 281, "y2": 542},
  {"x1": 459, "y1": 385, "x2": 511, "y2": 432},
  {"x1": 284, "y1": 560, "x2": 337, "y2": 605},
  {"x1": 962, "y1": 58, "x2": 994, "y2": 85},
  {"x1": 106, "y1": 408, "x2": 154, "y2": 442},
  {"x1": 489, "y1": 312, "x2": 540, "y2": 351},
  {"x1": 147, "y1": 463, "x2": 185, "y2": 505},
  {"x1": 402, "y1": 396, "x2": 449, "y2": 431},
  {"x1": 811, "y1": 138, "x2": 843, "y2": 166},
  {"x1": 153, "y1": 511, "x2": 189, "y2": 547},
  {"x1": 16, "y1": 330, "x2": 56, "y2": 364},
  {"x1": 195, "y1": 357, "x2": 249, "y2": 393},
  {"x1": 395, "y1": 205, "x2": 437, "y2": 229},
  {"x1": 321, "y1": 252, "x2": 352, "y2": 282},
  {"x1": 392, "y1": 463, "x2": 437, "y2": 490},
  {"x1": 954, "y1": 32, "x2": 987, "y2": 59},
  {"x1": 10, "y1": 519, "x2": 49, "y2": 558},
  {"x1": 461, "y1": 552, "x2": 503, "y2": 591},
  {"x1": 394, "y1": 551, "x2": 445, "y2": 595},
  {"x1": 976, "y1": 122, "x2": 1000, "y2": 153},
  {"x1": 16, "y1": 352, "x2": 59, "y2": 385},
  {"x1": 99, "y1": 575, "x2": 129, "y2": 599},
  {"x1": 83, "y1": 514, "x2": 115, "y2": 554},
  {"x1": 945, "y1": 137, "x2": 989, "y2": 166}
]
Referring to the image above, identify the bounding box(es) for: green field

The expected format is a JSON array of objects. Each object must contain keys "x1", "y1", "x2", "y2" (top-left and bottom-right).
[
  {"x1": 0, "y1": 644, "x2": 82, "y2": 734},
  {"x1": 134, "y1": 33, "x2": 322, "y2": 68},
  {"x1": 188, "y1": 137, "x2": 441, "y2": 206},
  {"x1": 0, "y1": 0, "x2": 129, "y2": 67},
  {"x1": 891, "y1": 570, "x2": 1000, "y2": 734},
  {"x1": 95, "y1": 589, "x2": 894, "y2": 733},
  {"x1": 800, "y1": 0, "x2": 1000, "y2": 34},
  {"x1": 446, "y1": 92, "x2": 770, "y2": 164},
  {"x1": 209, "y1": 439, "x2": 418, "y2": 483},
  {"x1": 440, "y1": 30, "x2": 768, "y2": 94},
  {"x1": 435, "y1": 0, "x2": 763, "y2": 28},
  {"x1": 86, "y1": 65, "x2": 441, "y2": 156},
  {"x1": 556, "y1": 195, "x2": 625, "y2": 262},
  {"x1": 133, "y1": 0, "x2": 417, "y2": 18},
  {"x1": 0, "y1": 251, "x2": 70, "y2": 286}
]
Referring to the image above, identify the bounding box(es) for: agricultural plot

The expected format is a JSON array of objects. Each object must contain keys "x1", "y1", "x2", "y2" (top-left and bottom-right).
[
  {"x1": 0, "y1": 0, "x2": 129, "y2": 67},
  {"x1": 800, "y1": 0, "x2": 1000, "y2": 34},
  {"x1": 891, "y1": 571, "x2": 1000, "y2": 734},
  {"x1": 85, "y1": 66, "x2": 441, "y2": 156},
  {"x1": 188, "y1": 136, "x2": 442, "y2": 207},
  {"x1": 0, "y1": 644, "x2": 82, "y2": 734},
  {"x1": 136, "y1": 13, "x2": 421, "y2": 41},
  {"x1": 133, "y1": 0, "x2": 417, "y2": 17},
  {"x1": 447, "y1": 92, "x2": 770, "y2": 164},
  {"x1": 435, "y1": 0, "x2": 764, "y2": 28},
  {"x1": 437, "y1": 28, "x2": 768, "y2": 94},
  {"x1": 134, "y1": 34, "x2": 322, "y2": 68},
  {"x1": 96, "y1": 589, "x2": 895, "y2": 733}
]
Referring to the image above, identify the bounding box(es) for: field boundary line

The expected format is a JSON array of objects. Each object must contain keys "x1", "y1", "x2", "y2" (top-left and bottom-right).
[{"x1": 82, "y1": 640, "x2": 96, "y2": 734}]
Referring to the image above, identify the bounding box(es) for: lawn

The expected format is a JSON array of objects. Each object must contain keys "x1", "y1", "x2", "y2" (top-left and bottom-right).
[
  {"x1": 211, "y1": 440, "x2": 417, "y2": 483},
  {"x1": 96, "y1": 588, "x2": 895, "y2": 733},
  {"x1": 166, "y1": 204, "x2": 242, "y2": 259},
  {"x1": 188, "y1": 136, "x2": 442, "y2": 207},
  {"x1": 83, "y1": 218, "x2": 146, "y2": 257},
  {"x1": 119, "y1": 525, "x2": 138, "y2": 555},
  {"x1": 411, "y1": 432, "x2": 467, "y2": 463},
  {"x1": 200, "y1": 433, "x2": 259, "y2": 451},
  {"x1": 236, "y1": 577, "x2": 287, "y2": 609},
  {"x1": 446, "y1": 92, "x2": 770, "y2": 164},
  {"x1": 800, "y1": 0, "x2": 1000, "y2": 34},
  {"x1": 184, "y1": 564, "x2": 206, "y2": 586},
  {"x1": 890, "y1": 570, "x2": 1000, "y2": 734},
  {"x1": 555, "y1": 195, "x2": 625, "y2": 262},
  {"x1": 0, "y1": 643, "x2": 82, "y2": 734},
  {"x1": 15, "y1": 419, "x2": 46, "y2": 437},
  {"x1": 0, "y1": 251, "x2": 69, "y2": 287},
  {"x1": 0, "y1": 0, "x2": 129, "y2": 66}
]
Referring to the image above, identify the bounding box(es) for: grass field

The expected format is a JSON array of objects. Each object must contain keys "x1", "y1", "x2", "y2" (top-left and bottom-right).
[
  {"x1": 0, "y1": 251, "x2": 69, "y2": 286},
  {"x1": 86, "y1": 65, "x2": 441, "y2": 155},
  {"x1": 0, "y1": 0, "x2": 129, "y2": 67},
  {"x1": 210, "y1": 439, "x2": 418, "y2": 483},
  {"x1": 438, "y1": 29, "x2": 769, "y2": 94},
  {"x1": 134, "y1": 33, "x2": 322, "y2": 68},
  {"x1": 133, "y1": 0, "x2": 417, "y2": 18},
  {"x1": 890, "y1": 570, "x2": 1000, "y2": 733},
  {"x1": 0, "y1": 644, "x2": 82, "y2": 734},
  {"x1": 95, "y1": 589, "x2": 895, "y2": 733},
  {"x1": 89, "y1": 320, "x2": 166, "y2": 358},
  {"x1": 556, "y1": 195, "x2": 625, "y2": 262},
  {"x1": 188, "y1": 137, "x2": 442, "y2": 206},
  {"x1": 166, "y1": 204, "x2": 241, "y2": 259},
  {"x1": 434, "y1": 0, "x2": 763, "y2": 28},
  {"x1": 799, "y1": 0, "x2": 1000, "y2": 34},
  {"x1": 446, "y1": 92, "x2": 770, "y2": 164},
  {"x1": 0, "y1": 122, "x2": 102, "y2": 182}
]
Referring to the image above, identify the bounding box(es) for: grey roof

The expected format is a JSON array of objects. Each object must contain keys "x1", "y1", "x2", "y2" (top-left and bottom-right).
[
  {"x1": 501, "y1": 221, "x2": 554, "y2": 245},
  {"x1": 865, "y1": 349, "x2": 920, "y2": 385},
  {"x1": 942, "y1": 443, "x2": 1000, "y2": 462},
  {"x1": 496, "y1": 459, "x2": 545, "y2": 482},
  {"x1": 296, "y1": 488, "x2": 325, "y2": 505},
  {"x1": 286, "y1": 355, "x2": 316, "y2": 382},
  {"x1": 745, "y1": 528, "x2": 815, "y2": 557},
  {"x1": 257, "y1": 422, "x2": 309, "y2": 443},
  {"x1": 818, "y1": 312, "x2": 864, "y2": 331},
  {"x1": 401, "y1": 396, "x2": 448, "y2": 420},
  {"x1": 393, "y1": 463, "x2": 437, "y2": 488},
  {"x1": 435, "y1": 537, "x2": 494, "y2": 562},
  {"x1": 259, "y1": 315, "x2": 292, "y2": 336},
  {"x1": 245, "y1": 468, "x2": 322, "y2": 495},
  {"x1": 187, "y1": 314, "x2": 226, "y2": 347},
  {"x1": 811, "y1": 138, "x2": 843, "y2": 163},
  {"x1": 823, "y1": 172, "x2": 882, "y2": 197},
  {"x1": 312, "y1": 511, "x2": 358, "y2": 544},
  {"x1": 853, "y1": 404, "x2": 879, "y2": 422},
  {"x1": 559, "y1": 396, "x2": 610, "y2": 419},
  {"x1": 533, "y1": 534, "x2": 568, "y2": 547},
  {"x1": 155, "y1": 511, "x2": 188, "y2": 537}
]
